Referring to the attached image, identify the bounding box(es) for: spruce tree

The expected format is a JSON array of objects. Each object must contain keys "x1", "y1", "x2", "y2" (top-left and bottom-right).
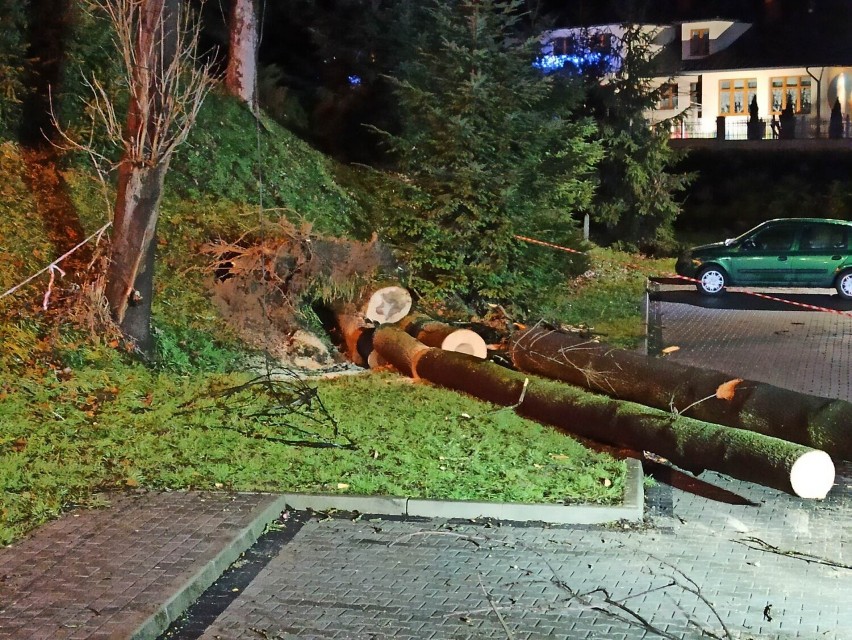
[
  {"x1": 0, "y1": 1, "x2": 28, "y2": 138},
  {"x1": 578, "y1": 25, "x2": 691, "y2": 252},
  {"x1": 383, "y1": 0, "x2": 600, "y2": 305}
]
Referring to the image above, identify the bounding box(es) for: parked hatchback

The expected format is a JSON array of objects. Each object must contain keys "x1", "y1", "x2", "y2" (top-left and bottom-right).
[{"x1": 675, "y1": 218, "x2": 852, "y2": 298}]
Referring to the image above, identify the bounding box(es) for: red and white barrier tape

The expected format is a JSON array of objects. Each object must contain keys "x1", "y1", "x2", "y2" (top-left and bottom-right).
[
  {"x1": 659, "y1": 273, "x2": 852, "y2": 318},
  {"x1": 514, "y1": 234, "x2": 852, "y2": 319},
  {"x1": 0, "y1": 221, "x2": 112, "y2": 309},
  {"x1": 514, "y1": 234, "x2": 585, "y2": 255}
]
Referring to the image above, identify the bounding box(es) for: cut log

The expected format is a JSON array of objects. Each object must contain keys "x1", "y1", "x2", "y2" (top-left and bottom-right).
[
  {"x1": 373, "y1": 326, "x2": 836, "y2": 499},
  {"x1": 398, "y1": 314, "x2": 488, "y2": 358},
  {"x1": 328, "y1": 285, "x2": 411, "y2": 366},
  {"x1": 367, "y1": 350, "x2": 387, "y2": 370},
  {"x1": 330, "y1": 302, "x2": 373, "y2": 367},
  {"x1": 372, "y1": 325, "x2": 429, "y2": 378},
  {"x1": 509, "y1": 326, "x2": 852, "y2": 461},
  {"x1": 365, "y1": 286, "x2": 412, "y2": 324}
]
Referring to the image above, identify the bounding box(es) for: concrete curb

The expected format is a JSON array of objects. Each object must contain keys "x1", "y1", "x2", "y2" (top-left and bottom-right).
[
  {"x1": 130, "y1": 494, "x2": 291, "y2": 640},
  {"x1": 285, "y1": 458, "x2": 644, "y2": 525},
  {"x1": 133, "y1": 461, "x2": 642, "y2": 638}
]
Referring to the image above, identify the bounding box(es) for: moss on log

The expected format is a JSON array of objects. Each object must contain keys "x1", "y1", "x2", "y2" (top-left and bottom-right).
[
  {"x1": 374, "y1": 326, "x2": 835, "y2": 498},
  {"x1": 509, "y1": 326, "x2": 852, "y2": 461}
]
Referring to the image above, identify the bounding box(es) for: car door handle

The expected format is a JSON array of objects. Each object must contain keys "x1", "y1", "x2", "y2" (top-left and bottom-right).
[
  {"x1": 778, "y1": 256, "x2": 788, "y2": 261},
  {"x1": 832, "y1": 255, "x2": 842, "y2": 260}
]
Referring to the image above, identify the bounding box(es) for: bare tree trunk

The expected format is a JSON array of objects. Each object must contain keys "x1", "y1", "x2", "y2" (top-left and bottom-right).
[
  {"x1": 103, "y1": 0, "x2": 177, "y2": 351},
  {"x1": 106, "y1": 160, "x2": 170, "y2": 351},
  {"x1": 55, "y1": 0, "x2": 213, "y2": 352},
  {"x1": 225, "y1": 0, "x2": 258, "y2": 107}
]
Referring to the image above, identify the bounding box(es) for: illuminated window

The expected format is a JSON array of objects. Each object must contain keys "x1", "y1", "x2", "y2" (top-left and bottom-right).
[
  {"x1": 549, "y1": 33, "x2": 613, "y2": 56},
  {"x1": 658, "y1": 83, "x2": 678, "y2": 110},
  {"x1": 770, "y1": 76, "x2": 812, "y2": 114},
  {"x1": 690, "y1": 29, "x2": 709, "y2": 56},
  {"x1": 689, "y1": 81, "x2": 702, "y2": 117},
  {"x1": 718, "y1": 78, "x2": 756, "y2": 115}
]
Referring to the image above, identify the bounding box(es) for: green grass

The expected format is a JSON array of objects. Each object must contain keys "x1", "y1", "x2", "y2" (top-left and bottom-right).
[
  {"x1": 0, "y1": 355, "x2": 625, "y2": 545},
  {"x1": 0, "y1": 143, "x2": 53, "y2": 294},
  {"x1": 538, "y1": 246, "x2": 676, "y2": 347},
  {"x1": 0, "y1": 99, "x2": 644, "y2": 546}
]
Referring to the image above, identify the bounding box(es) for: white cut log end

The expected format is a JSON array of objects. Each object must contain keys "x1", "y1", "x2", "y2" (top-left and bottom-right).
[
  {"x1": 789, "y1": 450, "x2": 835, "y2": 499},
  {"x1": 365, "y1": 287, "x2": 412, "y2": 324},
  {"x1": 440, "y1": 329, "x2": 488, "y2": 360}
]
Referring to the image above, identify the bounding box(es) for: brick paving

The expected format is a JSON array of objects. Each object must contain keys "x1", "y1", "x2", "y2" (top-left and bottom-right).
[
  {"x1": 0, "y1": 492, "x2": 286, "y2": 640},
  {"x1": 3, "y1": 286, "x2": 852, "y2": 640},
  {"x1": 182, "y1": 465, "x2": 852, "y2": 640}
]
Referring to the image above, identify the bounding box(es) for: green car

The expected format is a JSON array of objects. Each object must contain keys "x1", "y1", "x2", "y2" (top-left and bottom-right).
[{"x1": 675, "y1": 218, "x2": 852, "y2": 298}]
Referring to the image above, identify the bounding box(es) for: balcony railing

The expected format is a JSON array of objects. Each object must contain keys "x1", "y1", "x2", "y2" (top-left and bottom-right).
[{"x1": 669, "y1": 116, "x2": 852, "y2": 141}]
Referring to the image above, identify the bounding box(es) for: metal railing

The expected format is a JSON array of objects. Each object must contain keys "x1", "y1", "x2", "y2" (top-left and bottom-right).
[{"x1": 669, "y1": 117, "x2": 852, "y2": 141}]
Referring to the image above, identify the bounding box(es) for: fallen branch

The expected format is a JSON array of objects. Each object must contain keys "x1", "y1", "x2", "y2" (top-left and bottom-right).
[
  {"x1": 478, "y1": 573, "x2": 515, "y2": 640},
  {"x1": 734, "y1": 536, "x2": 852, "y2": 570},
  {"x1": 388, "y1": 530, "x2": 484, "y2": 548}
]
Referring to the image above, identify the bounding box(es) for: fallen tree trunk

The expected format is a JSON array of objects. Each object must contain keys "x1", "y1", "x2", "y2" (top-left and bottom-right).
[
  {"x1": 509, "y1": 326, "x2": 852, "y2": 461},
  {"x1": 373, "y1": 326, "x2": 835, "y2": 499},
  {"x1": 398, "y1": 314, "x2": 488, "y2": 358},
  {"x1": 329, "y1": 302, "x2": 373, "y2": 367},
  {"x1": 328, "y1": 285, "x2": 411, "y2": 367}
]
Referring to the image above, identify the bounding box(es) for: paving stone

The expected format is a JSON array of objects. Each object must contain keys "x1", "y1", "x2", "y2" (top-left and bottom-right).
[{"x1": 0, "y1": 492, "x2": 287, "y2": 639}]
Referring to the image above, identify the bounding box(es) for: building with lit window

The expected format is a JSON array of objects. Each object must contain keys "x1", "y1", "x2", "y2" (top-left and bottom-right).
[{"x1": 542, "y1": 19, "x2": 852, "y2": 141}]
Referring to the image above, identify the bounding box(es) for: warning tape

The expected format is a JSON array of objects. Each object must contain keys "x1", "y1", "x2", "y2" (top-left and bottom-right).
[
  {"x1": 658, "y1": 273, "x2": 852, "y2": 318},
  {"x1": 514, "y1": 234, "x2": 585, "y2": 255},
  {"x1": 0, "y1": 221, "x2": 112, "y2": 307},
  {"x1": 515, "y1": 234, "x2": 852, "y2": 319}
]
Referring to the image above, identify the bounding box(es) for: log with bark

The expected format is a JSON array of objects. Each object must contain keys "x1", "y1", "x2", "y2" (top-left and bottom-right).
[
  {"x1": 509, "y1": 326, "x2": 852, "y2": 461},
  {"x1": 373, "y1": 326, "x2": 836, "y2": 499},
  {"x1": 398, "y1": 314, "x2": 488, "y2": 358},
  {"x1": 328, "y1": 285, "x2": 411, "y2": 367},
  {"x1": 329, "y1": 302, "x2": 374, "y2": 367}
]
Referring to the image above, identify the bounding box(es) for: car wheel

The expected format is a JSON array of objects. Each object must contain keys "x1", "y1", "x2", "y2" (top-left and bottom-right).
[
  {"x1": 836, "y1": 270, "x2": 852, "y2": 299},
  {"x1": 696, "y1": 266, "x2": 727, "y2": 296}
]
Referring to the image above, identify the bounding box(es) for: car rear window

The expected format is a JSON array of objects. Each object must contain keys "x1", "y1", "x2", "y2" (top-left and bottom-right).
[{"x1": 800, "y1": 224, "x2": 847, "y2": 251}]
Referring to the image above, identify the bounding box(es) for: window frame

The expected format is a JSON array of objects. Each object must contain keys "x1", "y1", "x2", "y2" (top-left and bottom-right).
[
  {"x1": 658, "y1": 83, "x2": 679, "y2": 110},
  {"x1": 770, "y1": 76, "x2": 812, "y2": 115},
  {"x1": 718, "y1": 78, "x2": 757, "y2": 116},
  {"x1": 689, "y1": 28, "x2": 710, "y2": 56}
]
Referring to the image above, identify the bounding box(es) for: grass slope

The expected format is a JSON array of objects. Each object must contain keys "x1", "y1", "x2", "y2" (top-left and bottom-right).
[{"x1": 0, "y1": 95, "x2": 664, "y2": 544}]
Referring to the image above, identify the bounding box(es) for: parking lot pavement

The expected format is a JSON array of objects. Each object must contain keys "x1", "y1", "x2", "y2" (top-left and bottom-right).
[
  {"x1": 649, "y1": 285, "x2": 852, "y2": 401},
  {"x1": 171, "y1": 462, "x2": 851, "y2": 640}
]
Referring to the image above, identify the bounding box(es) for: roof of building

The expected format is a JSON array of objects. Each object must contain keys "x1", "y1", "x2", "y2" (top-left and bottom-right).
[{"x1": 680, "y1": 21, "x2": 852, "y2": 72}]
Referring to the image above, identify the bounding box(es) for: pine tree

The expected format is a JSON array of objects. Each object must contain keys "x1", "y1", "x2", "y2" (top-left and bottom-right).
[
  {"x1": 0, "y1": 0, "x2": 27, "y2": 137},
  {"x1": 578, "y1": 25, "x2": 692, "y2": 252},
  {"x1": 383, "y1": 0, "x2": 600, "y2": 304}
]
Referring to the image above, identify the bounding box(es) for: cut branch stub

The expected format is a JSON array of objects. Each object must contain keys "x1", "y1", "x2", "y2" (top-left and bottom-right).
[
  {"x1": 374, "y1": 325, "x2": 835, "y2": 499},
  {"x1": 365, "y1": 286, "x2": 412, "y2": 324},
  {"x1": 509, "y1": 325, "x2": 852, "y2": 461}
]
